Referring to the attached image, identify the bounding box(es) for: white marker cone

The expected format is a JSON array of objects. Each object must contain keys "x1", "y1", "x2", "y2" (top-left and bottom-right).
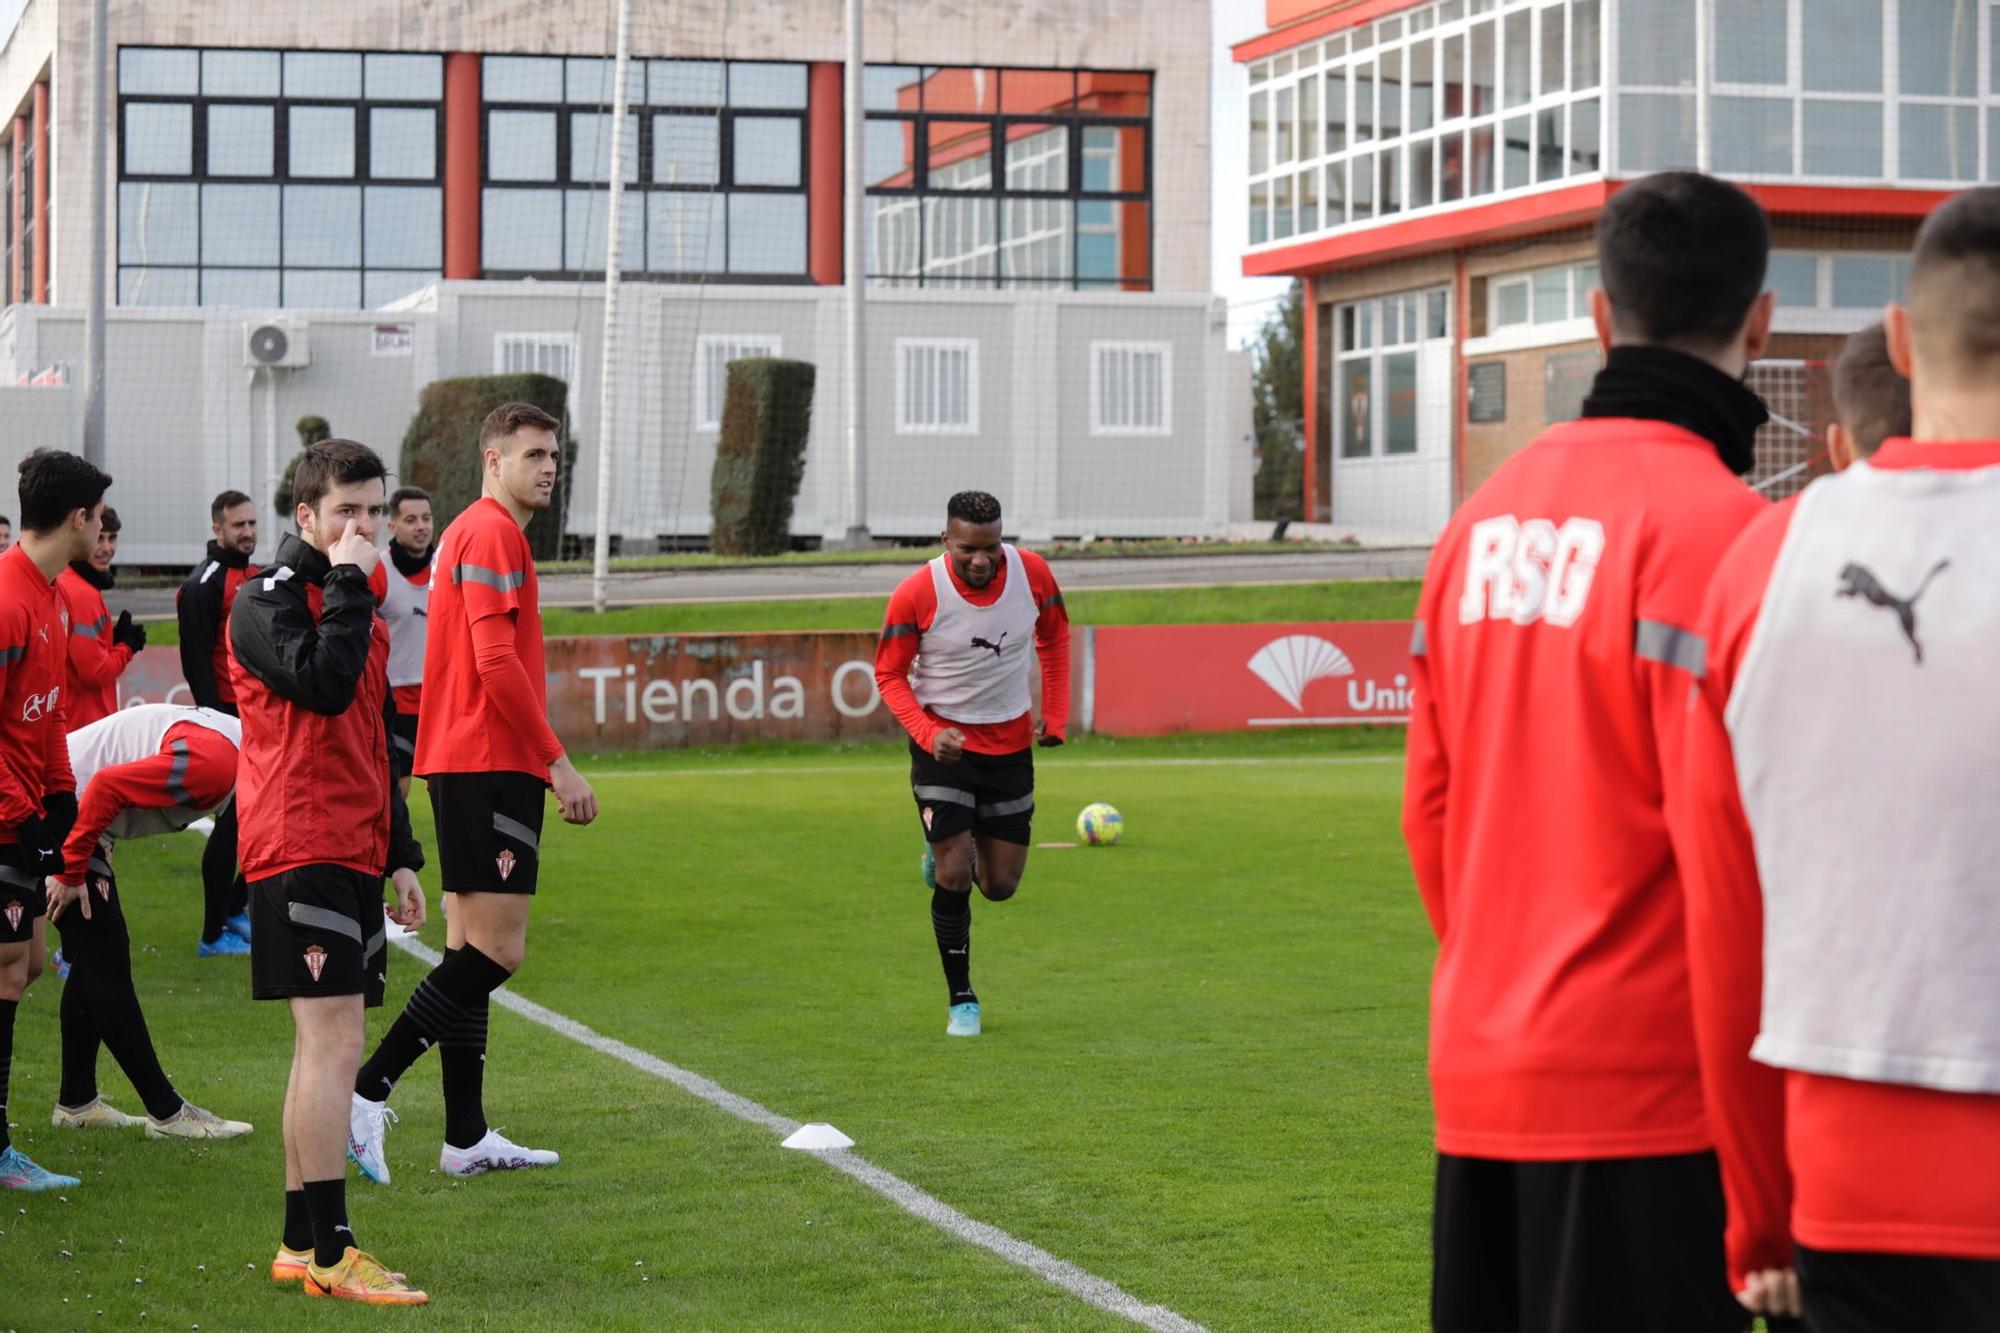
[{"x1": 781, "y1": 1123, "x2": 854, "y2": 1151}]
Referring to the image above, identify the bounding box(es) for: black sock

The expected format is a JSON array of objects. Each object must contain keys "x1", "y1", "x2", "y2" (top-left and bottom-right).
[
  {"x1": 930, "y1": 889, "x2": 976, "y2": 1005},
  {"x1": 441, "y1": 989, "x2": 490, "y2": 1150},
  {"x1": 302, "y1": 1176, "x2": 351, "y2": 1269},
  {"x1": 356, "y1": 945, "x2": 512, "y2": 1102},
  {"x1": 226, "y1": 873, "x2": 248, "y2": 921},
  {"x1": 76, "y1": 956, "x2": 181, "y2": 1120},
  {"x1": 0, "y1": 996, "x2": 15, "y2": 1153},
  {"x1": 283, "y1": 1188, "x2": 312, "y2": 1252},
  {"x1": 199, "y1": 804, "x2": 238, "y2": 943},
  {"x1": 58, "y1": 965, "x2": 101, "y2": 1109}
]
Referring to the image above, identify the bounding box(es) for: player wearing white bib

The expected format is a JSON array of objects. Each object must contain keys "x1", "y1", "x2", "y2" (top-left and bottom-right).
[
  {"x1": 873, "y1": 492, "x2": 1070, "y2": 1037},
  {"x1": 380, "y1": 487, "x2": 433, "y2": 797}
]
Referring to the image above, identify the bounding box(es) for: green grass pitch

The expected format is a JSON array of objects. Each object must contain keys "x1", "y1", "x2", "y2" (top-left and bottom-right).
[{"x1": 2, "y1": 729, "x2": 1438, "y2": 1329}]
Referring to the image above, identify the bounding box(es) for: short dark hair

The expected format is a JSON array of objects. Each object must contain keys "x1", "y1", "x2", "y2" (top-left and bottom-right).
[
  {"x1": 19, "y1": 450, "x2": 112, "y2": 535},
  {"x1": 0, "y1": 515, "x2": 13, "y2": 527},
  {"x1": 98, "y1": 505, "x2": 121, "y2": 535},
  {"x1": 480, "y1": 401, "x2": 562, "y2": 453},
  {"x1": 1831, "y1": 324, "x2": 1911, "y2": 460},
  {"x1": 388, "y1": 485, "x2": 431, "y2": 515},
  {"x1": 1595, "y1": 172, "x2": 1770, "y2": 349},
  {"x1": 946, "y1": 491, "x2": 1002, "y2": 527},
  {"x1": 292, "y1": 439, "x2": 387, "y2": 513},
  {"x1": 1907, "y1": 186, "x2": 2000, "y2": 379},
  {"x1": 211, "y1": 490, "x2": 253, "y2": 524}
]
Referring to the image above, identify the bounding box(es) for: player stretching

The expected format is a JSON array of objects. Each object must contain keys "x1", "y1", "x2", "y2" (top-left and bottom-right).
[
  {"x1": 178, "y1": 490, "x2": 258, "y2": 958},
  {"x1": 230, "y1": 439, "x2": 427, "y2": 1303},
  {"x1": 874, "y1": 491, "x2": 1068, "y2": 1037},
  {"x1": 59, "y1": 505, "x2": 145, "y2": 732},
  {"x1": 380, "y1": 487, "x2": 433, "y2": 797},
  {"x1": 0, "y1": 450, "x2": 109, "y2": 1192},
  {"x1": 1402, "y1": 173, "x2": 1774, "y2": 1332},
  {"x1": 349, "y1": 402, "x2": 595, "y2": 1183},
  {"x1": 46, "y1": 703, "x2": 252, "y2": 1139}
]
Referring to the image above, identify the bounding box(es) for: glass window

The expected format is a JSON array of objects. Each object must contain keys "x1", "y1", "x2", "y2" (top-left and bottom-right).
[
  {"x1": 648, "y1": 192, "x2": 725, "y2": 272},
  {"x1": 1275, "y1": 85, "x2": 1295, "y2": 164},
  {"x1": 865, "y1": 119, "x2": 917, "y2": 188},
  {"x1": 729, "y1": 63, "x2": 807, "y2": 109},
  {"x1": 1379, "y1": 149, "x2": 1402, "y2": 215},
  {"x1": 284, "y1": 270, "x2": 361, "y2": 308},
  {"x1": 1379, "y1": 49, "x2": 1403, "y2": 138},
  {"x1": 208, "y1": 104, "x2": 274, "y2": 177},
  {"x1": 1572, "y1": 263, "x2": 1598, "y2": 316},
  {"x1": 1619, "y1": 93, "x2": 1697, "y2": 170},
  {"x1": 868, "y1": 195, "x2": 924, "y2": 279},
  {"x1": 1572, "y1": 0, "x2": 1602, "y2": 89},
  {"x1": 365, "y1": 270, "x2": 437, "y2": 307},
  {"x1": 120, "y1": 48, "x2": 199, "y2": 96},
  {"x1": 1503, "y1": 114, "x2": 1531, "y2": 189},
  {"x1": 118, "y1": 181, "x2": 199, "y2": 264},
  {"x1": 1299, "y1": 167, "x2": 1320, "y2": 232},
  {"x1": 570, "y1": 111, "x2": 641, "y2": 183},
  {"x1": 1494, "y1": 279, "x2": 1529, "y2": 326},
  {"x1": 1468, "y1": 21, "x2": 1496, "y2": 115},
  {"x1": 735, "y1": 116, "x2": 801, "y2": 187},
  {"x1": 1767, "y1": 253, "x2": 1819, "y2": 306},
  {"x1": 488, "y1": 110, "x2": 557, "y2": 181},
  {"x1": 655, "y1": 114, "x2": 720, "y2": 186},
  {"x1": 1832, "y1": 256, "x2": 1897, "y2": 307},
  {"x1": 1469, "y1": 124, "x2": 1495, "y2": 194},
  {"x1": 1385, "y1": 351, "x2": 1418, "y2": 455},
  {"x1": 565, "y1": 57, "x2": 643, "y2": 106},
  {"x1": 1428, "y1": 289, "x2": 1450, "y2": 338},
  {"x1": 1273, "y1": 172, "x2": 1295, "y2": 240},
  {"x1": 484, "y1": 56, "x2": 564, "y2": 104},
  {"x1": 563, "y1": 189, "x2": 643, "y2": 271},
  {"x1": 1990, "y1": 108, "x2": 2000, "y2": 181},
  {"x1": 1339, "y1": 358, "x2": 1372, "y2": 457},
  {"x1": 202, "y1": 268, "x2": 280, "y2": 307},
  {"x1": 1535, "y1": 107, "x2": 1563, "y2": 182},
  {"x1": 1899, "y1": 0, "x2": 1975, "y2": 97},
  {"x1": 1411, "y1": 137, "x2": 1435, "y2": 208},
  {"x1": 1324, "y1": 159, "x2": 1346, "y2": 224},
  {"x1": 1718, "y1": 0, "x2": 1788, "y2": 85},
  {"x1": 1355, "y1": 61, "x2": 1376, "y2": 140},
  {"x1": 370, "y1": 108, "x2": 435, "y2": 179},
  {"x1": 203, "y1": 49, "x2": 279, "y2": 97},
  {"x1": 1300, "y1": 74, "x2": 1320, "y2": 160},
  {"x1": 1084, "y1": 125, "x2": 1138, "y2": 192},
  {"x1": 727, "y1": 192, "x2": 806, "y2": 272},
  {"x1": 1249, "y1": 179, "x2": 1269, "y2": 244},
  {"x1": 124, "y1": 102, "x2": 193, "y2": 175},
  {"x1": 1409, "y1": 40, "x2": 1434, "y2": 133},
  {"x1": 289, "y1": 106, "x2": 356, "y2": 179},
  {"x1": 1502, "y1": 9, "x2": 1531, "y2": 109},
  {"x1": 1442, "y1": 34, "x2": 1465, "y2": 118},
  {"x1": 1441, "y1": 131, "x2": 1465, "y2": 200},
  {"x1": 201, "y1": 184, "x2": 279, "y2": 265},
  {"x1": 284, "y1": 52, "x2": 362, "y2": 99},
  {"x1": 1620, "y1": 0, "x2": 1695, "y2": 87},
  {"x1": 928, "y1": 122, "x2": 993, "y2": 190},
  {"x1": 1249, "y1": 91, "x2": 1269, "y2": 174},
  {"x1": 1532, "y1": 267, "x2": 1568, "y2": 322},
  {"x1": 652, "y1": 60, "x2": 724, "y2": 106},
  {"x1": 1352, "y1": 149, "x2": 1376, "y2": 219},
  {"x1": 365, "y1": 54, "x2": 442, "y2": 101},
  {"x1": 1902, "y1": 104, "x2": 1979, "y2": 180},
  {"x1": 365, "y1": 186, "x2": 441, "y2": 268},
  {"x1": 282, "y1": 184, "x2": 360, "y2": 266},
  {"x1": 1325, "y1": 71, "x2": 1347, "y2": 152},
  {"x1": 1539, "y1": 5, "x2": 1566, "y2": 96},
  {"x1": 1570, "y1": 98, "x2": 1601, "y2": 174},
  {"x1": 482, "y1": 188, "x2": 563, "y2": 270},
  {"x1": 864, "y1": 66, "x2": 923, "y2": 112},
  {"x1": 1806, "y1": 0, "x2": 1882, "y2": 92},
  {"x1": 921, "y1": 67, "x2": 999, "y2": 115},
  {"x1": 1803, "y1": 101, "x2": 1883, "y2": 177},
  {"x1": 119, "y1": 266, "x2": 199, "y2": 305},
  {"x1": 1712, "y1": 96, "x2": 1792, "y2": 174}
]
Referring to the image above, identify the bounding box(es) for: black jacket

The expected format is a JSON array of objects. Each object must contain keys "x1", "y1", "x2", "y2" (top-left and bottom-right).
[{"x1": 176, "y1": 540, "x2": 256, "y2": 715}]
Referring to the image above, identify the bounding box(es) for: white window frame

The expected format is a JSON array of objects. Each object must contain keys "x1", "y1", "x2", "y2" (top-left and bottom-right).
[
  {"x1": 1471, "y1": 258, "x2": 1599, "y2": 352},
  {"x1": 895, "y1": 337, "x2": 980, "y2": 436},
  {"x1": 1768, "y1": 248, "x2": 1914, "y2": 333},
  {"x1": 492, "y1": 332, "x2": 579, "y2": 417},
  {"x1": 693, "y1": 333, "x2": 784, "y2": 431},
  {"x1": 1089, "y1": 341, "x2": 1174, "y2": 437}
]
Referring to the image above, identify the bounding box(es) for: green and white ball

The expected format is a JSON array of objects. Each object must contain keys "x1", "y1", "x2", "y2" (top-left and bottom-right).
[{"x1": 1077, "y1": 803, "x2": 1124, "y2": 846}]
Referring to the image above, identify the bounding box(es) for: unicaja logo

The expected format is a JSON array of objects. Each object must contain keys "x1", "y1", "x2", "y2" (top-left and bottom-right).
[{"x1": 1247, "y1": 635, "x2": 1354, "y2": 711}]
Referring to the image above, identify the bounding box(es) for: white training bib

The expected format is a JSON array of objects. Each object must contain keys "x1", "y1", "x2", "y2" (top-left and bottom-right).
[
  {"x1": 68, "y1": 703, "x2": 242, "y2": 842},
  {"x1": 910, "y1": 545, "x2": 1039, "y2": 725},
  {"x1": 381, "y1": 558, "x2": 432, "y2": 690}
]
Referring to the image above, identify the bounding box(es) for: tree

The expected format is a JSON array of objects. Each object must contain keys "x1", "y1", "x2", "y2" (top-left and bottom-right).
[{"x1": 1252, "y1": 280, "x2": 1305, "y2": 522}]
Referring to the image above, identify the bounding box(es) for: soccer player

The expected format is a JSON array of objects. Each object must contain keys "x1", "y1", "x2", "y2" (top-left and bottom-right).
[
  {"x1": 349, "y1": 402, "x2": 594, "y2": 1184},
  {"x1": 229, "y1": 438, "x2": 428, "y2": 1303},
  {"x1": 0, "y1": 515, "x2": 13, "y2": 553},
  {"x1": 0, "y1": 450, "x2": 108, "y2": 1193},
  {"x1": 179, "y1": 489, "x2": 259, "y2": 958},
  {"x1": 380, "y1": 486, "x2": 433, "y2": 797},
  {"x1": 60, "y1": 505, "x2": 146, "y2": 732},
  {"x1": 1675, "y1": 189, "x2": 2000, "y2": 1331},
  {"x1": 873, "y1": 491, "x2": 1069, "y2": 1038},
  {"x1": 1401, "y1": 173, "x2": 1774, "y2": 1332},
  {"x1": 46, "y1": 703, "x2": 252, "y2": 1139},
  {"x1": 1826, "y1": 322, "x2": 1911, "y2": 472}
]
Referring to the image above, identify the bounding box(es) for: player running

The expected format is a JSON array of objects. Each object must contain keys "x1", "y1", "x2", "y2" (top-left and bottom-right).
[
  {"x1": 230, "y1": 439, "x2": 428, "y2": 1303},
  {"x1": 873, "y1": 491, "x2": 1069, "y2": 1038},
  {"x1": 59, "y1": 505, "x2": 145, "y2": 732},
  {"x1": 178, "y1": 490, "x2": 258, "y2": 958},
  {"x1": 46, "y1": 703, "x2": 252, "y2": 1139},
  {"x1": 1401, "y1": 173, "x2": 1774, "y2": 1332},
  {"x1": 349, "y1": 402, "x2": 595, "y2": 1184},
  {"x1": 380, "y1": 486, "x2": 433, "y2": 798},
  {"x1": 0, "y1": 450, "x2": 108, "y2": 1192},
  {"x1": 1675, "y1": 188, "x2": 2000, "y2": 1331}
]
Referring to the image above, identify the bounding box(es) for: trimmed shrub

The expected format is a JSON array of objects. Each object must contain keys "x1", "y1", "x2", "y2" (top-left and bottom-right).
[
  {"x1": 274, "y1": 415, "x2": 333, "y2": 516},
  {"x1": 709, "y1": 358, "x2": 815, "y2": 556},
  {"x1": 397, "y1": 374, "x2": 575, "y2": 562}
]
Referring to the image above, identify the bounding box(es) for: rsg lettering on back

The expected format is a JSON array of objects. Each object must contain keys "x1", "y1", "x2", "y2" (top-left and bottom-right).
[{"x1": 1457, "y1": 516, "x2": 1606, "y2": 627}]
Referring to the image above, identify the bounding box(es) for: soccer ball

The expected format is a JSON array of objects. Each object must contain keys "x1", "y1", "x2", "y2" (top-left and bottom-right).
[{"x1": 1077, "y1": 803, "x2": 1124, "y2": 846}]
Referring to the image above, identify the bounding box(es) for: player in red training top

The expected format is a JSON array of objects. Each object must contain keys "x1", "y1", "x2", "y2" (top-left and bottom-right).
[
  {"x1": 0, "y1": 449, "x2": 110, "y2": 1193},
  {"x1": 58, "y1": 505, "x2": 145, "y2": 732},
  {"x1": 1401, "y1": 173, "x2": 1775, "y2": 1332},
  {"x1": 349, "y1": 402, "x2": 596, "y2": 1184},
  {"x1": 874, "y1": 491, "x2": 1069, "y2": 1038},
  {"x1": 1673, "y1": 188, "x2": 2000, "y2": 1332},
  {"x1": 379, "y1": 486, "x2": 432, "y2": 798}
]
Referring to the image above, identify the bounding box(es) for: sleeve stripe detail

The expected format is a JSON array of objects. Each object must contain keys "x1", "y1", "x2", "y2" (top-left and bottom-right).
[
  {"x1": 452, "y1": 562, "x2": 526, "y2": 593},
  {"x1": 1410, "y1": 618, "x2": 1428, "y2": 657},
  {"x1": 165, "y1": 739, "x2": 196, "y2": 807},
  {"x1": 1635, "y1": 618, "x2": 1707, "y2": 678},
  {"x1": 0, "y1": 644, "x2": 25, "y2": 665},
  {"x1": 881, "y1": 622, "x2": 920, "y2": 640},
  {"x1": 1037, "y1": 592, "x2": 1065, "y2": 610},
  {"x1": 74, "y1": 616, "x2": 109, "y2": 638}
]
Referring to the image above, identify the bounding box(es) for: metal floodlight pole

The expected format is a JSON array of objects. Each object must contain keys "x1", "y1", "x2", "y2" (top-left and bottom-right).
[
  {"x1": 592, "y1": 0, "x2": 633, "y2": 613},
  {"x1": 842, "y1": 0, "x2": 871, "y2": 548},
  {"x1": 81, "y1": 0, "x2": 108, "y2": 465}
]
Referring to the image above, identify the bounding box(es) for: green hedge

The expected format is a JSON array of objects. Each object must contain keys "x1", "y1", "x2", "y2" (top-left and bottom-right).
[
  {"x1": 398, "y1": 374, "x2": 575, "y2": 562},
  {"x1": 710, "y1": 358, "x2": 815, "y2": 556}
]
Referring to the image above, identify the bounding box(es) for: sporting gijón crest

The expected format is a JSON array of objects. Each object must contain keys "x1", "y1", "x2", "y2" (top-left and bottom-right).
[
  {"x1": 303, "y1": 944, "x2": 328, "y2": 982},
  {"x1": 497, "y1": 848, "x2": 517, "y2": 881},
  {"x1": 4, "y1": 900, "x2": 21, "y2": 932}
]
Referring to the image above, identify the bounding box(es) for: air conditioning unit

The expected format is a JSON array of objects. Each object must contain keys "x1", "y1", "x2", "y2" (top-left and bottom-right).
[{"x1": 244, "y1": 317, "x2": 310, "y2": 369}]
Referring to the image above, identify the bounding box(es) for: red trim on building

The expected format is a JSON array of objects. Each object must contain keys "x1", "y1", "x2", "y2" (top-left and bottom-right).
[
  {"x1": 1743, "y1": 183, "x2": 1954, "y2": 219},
  {"x1": 808, "y1": 62, "x2": 843, "y2": 285},
  {"x1": 1244, "y1": 182, "x2": 1616, "y2": 279},
  {"x1": 1232, "y1": 0, "x2": 1429, "y2": 63},
  {"x1": 31, "y1": 82, "x2": 48, "y2": 304},
  {"x1": 1301, "y1": 274, "x2": 1318, "y2": 521},
  {"x1": 442, "y1": 54, "x2": 481, "y2": 281},
  {"x1": 9, "y1": 118, "x2": 21, "y2": 306}
]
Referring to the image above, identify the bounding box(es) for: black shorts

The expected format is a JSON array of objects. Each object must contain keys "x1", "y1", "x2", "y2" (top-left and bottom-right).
[
  {"x1": 428, "y1": 770, "x2": 547, "y2": 895},
  {"x1": 0, "y1": 844, "x2": 45, "y2": 944},
  {"x1": 249, "y1": 865, "x2": 387, "y2": 1006},
  {"x1": 1796, "y1": 1243, "x2": 2000, "y2": 1332},
  {"x1": 1432, "y1": 1150, "x2": 1743, "y2": 1333},
  {"x1": 52, "y1": 851, "x2": 129, "y2": 965},
  {"x1": 908, "y1": 741, "x2": 1035, "y2": 846},
  {"x1": 388, "y1": 711, "x2": 418, "y2": 781}
]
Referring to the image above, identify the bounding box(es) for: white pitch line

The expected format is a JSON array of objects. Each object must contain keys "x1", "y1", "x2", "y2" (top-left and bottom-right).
[
  {"x1": 388, "y1": 932, "x2": 1207, "y2": 1333},
  {"x1": 585, "y1": 754, "x2": 1402, "y2": 780}
]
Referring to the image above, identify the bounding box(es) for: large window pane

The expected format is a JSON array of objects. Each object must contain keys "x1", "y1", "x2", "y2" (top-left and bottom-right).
[
  {"x1": 1325, "y1": 71, "x2": 1347, "y2": 151},
  {"x1": 120, "y1": 48, "x2": 198, "y2": 96},
  {"x1": 1717, "y1": 0, "x2": 1787, "y2": 85},
  {"x1": 1380, "y1": 149, "x2": 1402, "y2": 215},
  {"x1": 1469, "y1": 124, "x2": 1495, "y2": 194},
  {"x1": 1006, "y1": 124, "x2": 1068, "y2": 191},
  {"x1": 365, "y1": 270, "x2": 438, "y2": 308},
  {"x1": 1902, "y1": 103, "x2": 1978, "y2": 180},
  {"x1": 202, "y1": 50, "x2": 279, "y2": 97},
  {"x1": 924, "y1": 194, "x2": 996, "y2": 282},
  {"x1": 1493, "y1": 279, "x2": 1529, "y2": 327},
  {"x1": 118, "y1": 181, "x2": 198, "y2": 264},
  {"x1": 488, "y1": 111, "x2": 557, "y2": 181},
  {"x1": 648, "y1": 192, "x2": 725, "y2": 272},
  {"x1": 1275, "y1": 84, "x2": 1295, "y2": 164},
  {"x1": 200, "y1": 268, "x2": 279, "y2": 307},
  {"x1": 1001, "y1": 197, "x2": 1071, "y2": 282},
  {"x1": 1535, "y1": 107, "x2": 1563, "y2": 182},
  {"x1": 651, "y1": 60, "x2": 723, "y2": 106},
  {"x1": 1712, "y1": 96, "x2": 1792, "y2": 174},
  {"x1": 729, "y1": 63, "x2": 807, "y2": 109},
  {"x1": 1299, "y1": 167, "x2": 1320, "y2": 232},
  {"x1": 1620, "y1": 0, "x2": 1695, "y2": 88},
  {"x1": 563, "y1": 188, "x2": 644, "y2": 270},
  {"x1": 482, "y1": 188, "x2": 563, "y2": 270},
  {"x1": 1804, "y1": 100, "x2": 1883, "y2": 177},
  {"x1": 1767, "y1": 253, "x2": 1819, "y2": 306},
  {"x1": 365, "y1": 186, "x2": 441, "y2": 268},
  {"x1": 1249, "y1": 91, "x2": 1270, "y2": 172},
  {"x1": 1832, "y1": 256, "x2": 1896, "y2": 307},
  {"x1": 1532, "y1": 267, "x2": 1568, "y2": 322},
  {"x1": 1502, "y1": 9, "x2": 1531, "y2": 108},
  {"x1": 1378, "y1": 50, "x2": 1402, "y2": 138},
  {"x1": 1077, "y1": 199, "x2": 1118, "y2": 282},
  {"x1": 1539, "y1": 5, "x2": 1566, "y2": 96},
  {"x1": 921, "y1": 67, "x2": 1001, "y2": 115},
  {"x1": 1619, "y1": 93, "x2": 1697, "y2": 171},
  {"x1": 289, "y1": 106, "x2": 356, "y2": 179},
  {"x1": 1083, "y1": 125, "x2": 1138, "y2": 191},
  {"x1": 1325, "y1": 158, "x2": 1347, "y2": 222},
  {"x1": 1355, "y1": 61, "x2": 1376, "y2": 140},
  {"x1": 284, "y1": 52, "x2": 361, "y2": 100},
  {"x1": 727, "y1": 192, "x2": 807, "y2": 272},
  {"x1": 1806, "y1": 0, "x2": 1882, "y2": 92},
  {"x1": 570, "y1": 111, "x2": 640, "y2": 183},
  {"x1": 1409, "y1": 40, "x2": 1434, "y2": 133},
  {"x1": 1411, "y1": 137, "x2": 1435, "y2": 208},
  {"x1": 201, "y1": 183, "x2": 278, "y2": 264},
  {"x1": 1339, "y1": 358, "x2": 1372, "y2": 457},
  {"x1": 564, "y1": 57, "x2": 643, "y2": 107},
  {"x1": 1442, "y1": 34, "x2": 1465, "y2": 118},
  {"x1": 1249, "y1": 179, "x2": 1269, "y2": 243},
  {"x1": 1384, "y1": 351, "x2": 1418, "y2": 455},
  {"x1": 118, "y1": 267, "x2": 199, "y2": 305},
  {"x1": 1273, "y1": 171, "x2": 1294, "y2": 240},
  {"x1": 1502, "y1": 115, "x2": 1530, "y2": 189},
  {"x1": 207, "y1": 104, "x2": 274, "y2": 177},
  {"x1": 1990, "y1": 109, "x2": 2000, "y2": 181},
  {"x1": 1571, "y1": 0, "x2": 1602, "y2": 89},
  {"x1": 1570, "y1": 98, "x2": 1601, "y2": 174},
  {"x1": 1468, "y1": 21, "x2": 1496, "y2": 115},
  {"x1": 927, "y1": 121, "x2": 993, "y2": 189},
  {"x1": 735, "y1": 116, "x2": 802, "y2": 187},
  {"x1": 283, "y1": 184, "x2": 360, "y2": 266},
  {"x1": 867, "y1": 195, "x2": 924, "y2": 278},
  {"x1": 655, "y1": 114, "x2": 720, "y2": 186},
  {"x1": 1899, "y1": 0, "x2": 1975, "y2": 96},
  {"x1": 864, "y1": 66, "x2": 924, "y2": 112},
  {"x1": 1300, "y1": 74, "x2": 1321, "y2": 159},
  {"x1": 370, "y1": 108, "x2": 436, "y2": 180},
  {"x1": 365, "y1": 54, "x2": 442, "y2": 101},
  {"x1": 124, "y1": 102, "x2": 193, "y2": 175},
  {"x1": 283, "y1": 270, "x2": 360, "y2": 309},
  {"x1": 484, "y1": 56, "x2": 563, "y2": 104}
]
